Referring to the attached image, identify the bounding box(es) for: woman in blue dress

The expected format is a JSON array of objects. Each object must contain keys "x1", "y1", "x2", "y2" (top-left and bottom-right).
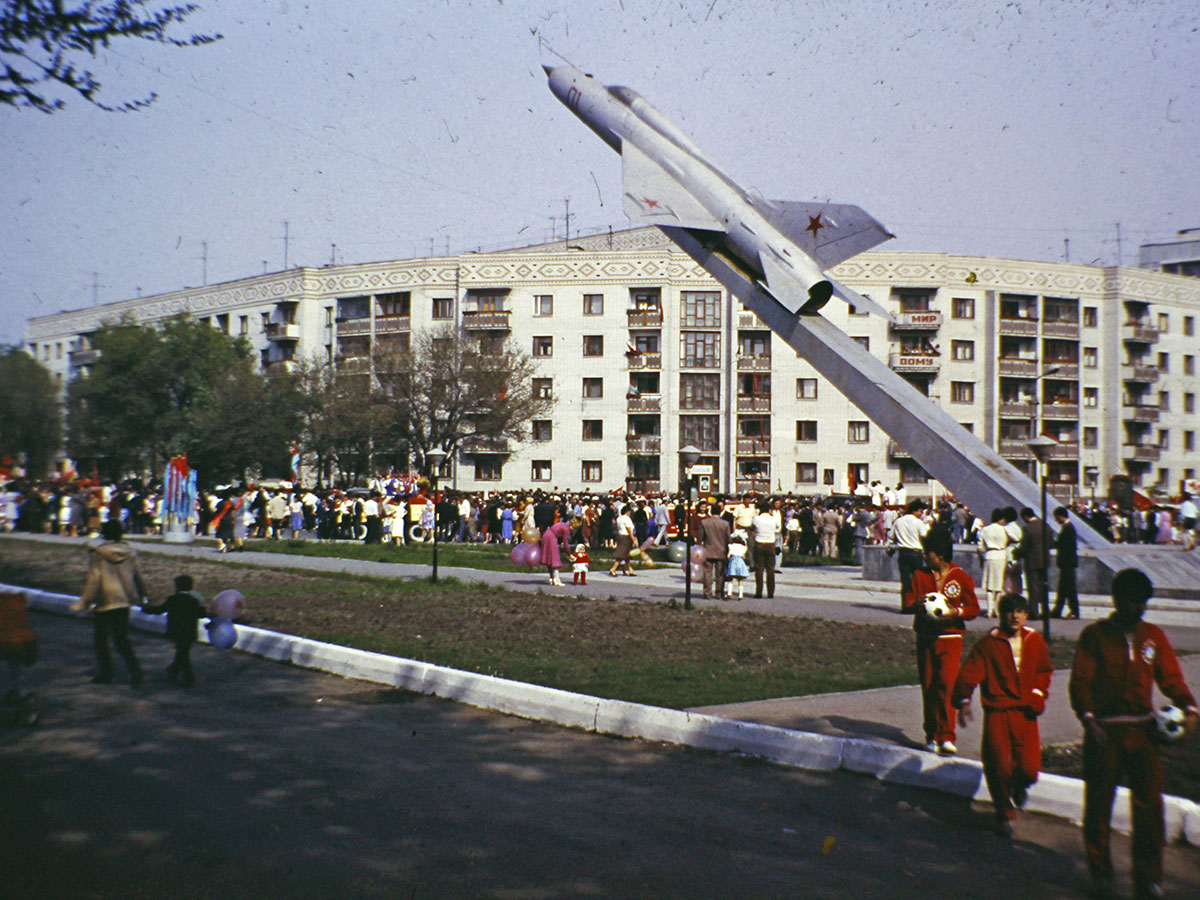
[{"x1": 500, "y1": 504, "x2": 515, "y2": 543}]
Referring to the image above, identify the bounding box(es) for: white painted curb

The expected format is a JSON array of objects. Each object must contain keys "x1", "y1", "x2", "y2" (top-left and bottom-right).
[{"x1": 11, "y1": 583, "x2": 1199, "y2": 841}]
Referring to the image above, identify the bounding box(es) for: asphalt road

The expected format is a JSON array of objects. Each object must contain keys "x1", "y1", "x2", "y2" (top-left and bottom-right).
[{"x1": 3, "y1": 611, "x2": 1198, "y2": 900}]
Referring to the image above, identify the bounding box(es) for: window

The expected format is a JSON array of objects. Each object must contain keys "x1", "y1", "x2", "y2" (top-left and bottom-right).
[
  {"x1": 531, "y1": 460, "x2": 552, "y2": 482},
  {"x1": 432, "y1": 297, "x2": 453, "y2": 319},
  {"x1": 1083, "y1": 387, "x2": 1098, "y2": 408},
  {"x1": 681, "y1": 331, "x2": 720, "y2": 367},
  {"x1": 1186, "y1": 393, "x2": 1196, "y2": 415},
  {"x1": 1185, "y1": 316, "x2": 1195, "y2": 337},
  {"x1": 1084, "y1": 427, "x2": 1098, "y2": 449},
  {"x1": 239, "y1": 316, "x2": 249, "y2": 335},
  {"x1": 476, "y1": 457, "x2": 503, "y2": 481},
  {"x1": 533, "y1": 378, "x2": 552, "y2": 399},
  {"x1": 1083, "y1": 347, "x2": 1098, "y2": 368},
  {"x1": 1157, "y1": 313, "x2": 1170, "y2": 331},
  {"x1": 681, "y1": 290, "x2": 721, "y2": 327},
  {"x1": 738, "y1": 330, "x2": 771, "y2": 357},
  {"x1": 796, "y1": 378, "x2": 818, "y2": 400},
  {"x1": 1157, "y1": 352, "x2": 1169, "y2": 372},
  {"x1": 582, "y1": 420, "x2": 603, "y2": 441},
  {"x1": 951, "y1": 381, "x2": 975, "y2": 403},
  {"x1": 796, "y1": 462, "x2": 818, "y2": 484},
  {"x1": 533, "y1": 295, "x2": 553, "y2": 317},
  {"x1": 631, "y1": 288, "x2": 661, "y2": 310},
  {"x1": 737, "y1": 372, "x2": 771, "y2": 398},
  {"x1": 848, "y1": 421, "x2": 870, "y2": 443},
  {"x1": 823, "y1": 468, "x2": 835, "y2": 486},
  {"x1": 631, "y1": 332, "x2": 659, "y2": 354},
  {"x1": 378, "y1": 292, "x2": 410, "y2": 317},
  {"x1": 582, "y1": 377, "x2": 603, "y2": 398},
  {"x1": 337, "y1": 296, "x2": 369, "y2": 320},
  {"x1": 532, "y1": 420, "x2": 552, "y2": 442},
  {"x1": 679, "y1": 415, "x2": 719, "y2": 451},
  {"x1": 583, "y1": 335, "x2": 604, "y2": 357},
  {"x1": 1185, "y1": 355, "x2": 1195, "y2": 376},
  {"x1": 581, "y1": 460, "x2": 602, "y2": 482},
  {"x1": 1160, "y1": 390, "x2": 1171, "y2": 411},
  {"x1": 583, "y1": 293, "x2": 604, "y2": 315},
  {"x1": 951, "y1": 340, "x2": 974, "y2": 361},
  {"x1": 1083, "y1": 307, "x2": 1098, "y2": 327},
  {"x1": 1185, "y1": 431, "x2": 1195, "y2": 453},
  {"x1": 532, "y1": 336, "x2": 553, "y2": 357},
  {"x1": 471, "y1": 291, "x2": 505, "y2": 312},
  {"x1": 952, "y1": 297, "x2": 975, "y2": 319},
  {"x1": 796, "y1": 420, "x2": 818, "y2": 442},
  {"x1": 680, "y1": 373, "x2": 720, "y2": 408},
  {"x1": 630, "y1": 371, "x2": 660, "y2": 395}
]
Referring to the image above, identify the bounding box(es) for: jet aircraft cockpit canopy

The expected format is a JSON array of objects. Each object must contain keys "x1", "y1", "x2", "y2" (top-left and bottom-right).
[{"x1": 607, "y1": 85, "x2": 641, "y2": 106}]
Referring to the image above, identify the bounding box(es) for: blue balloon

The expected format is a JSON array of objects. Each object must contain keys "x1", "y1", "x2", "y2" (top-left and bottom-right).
[{"x1": 206, "y1": 616, "x2": 237, "y2": 651}]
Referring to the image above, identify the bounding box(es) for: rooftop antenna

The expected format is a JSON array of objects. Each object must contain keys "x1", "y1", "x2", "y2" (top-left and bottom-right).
[{"x1": 278, "y1": 221, "x2": 291, "y2": 269}]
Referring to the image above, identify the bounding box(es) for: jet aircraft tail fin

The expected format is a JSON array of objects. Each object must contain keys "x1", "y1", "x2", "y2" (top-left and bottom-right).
[{"x1": 759, "y1": 200, "x2": 893, "y2": 270}]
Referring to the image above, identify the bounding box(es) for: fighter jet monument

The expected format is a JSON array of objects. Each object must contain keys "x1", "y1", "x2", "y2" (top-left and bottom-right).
[{"x1": 545, "y1": 63, "x2": 1108, "y2": 548}]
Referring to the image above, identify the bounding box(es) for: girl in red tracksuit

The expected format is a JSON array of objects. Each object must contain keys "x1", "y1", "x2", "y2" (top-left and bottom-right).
[
  {"x1": 902, "y1": 527, "x2": 980, "y2": 755},
  {"x1": 953, "y1": 593, "x2": 1052, "y2": 833}
]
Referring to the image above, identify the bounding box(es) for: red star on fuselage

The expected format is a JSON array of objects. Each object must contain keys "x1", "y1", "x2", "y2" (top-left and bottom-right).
[
  {"x1": 642, "y1": 197, "x2": 660, "y2": 208},
  {"x1": 805, "y1": 213, "x2": 824, "y2": 239}
]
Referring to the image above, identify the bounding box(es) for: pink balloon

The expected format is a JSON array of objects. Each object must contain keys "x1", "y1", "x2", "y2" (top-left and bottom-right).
[
  {"x1": 689, "y1": 562, "x2": 704, "y2": 581},
  {"x1": 509, "y1": 545, "x2": 527, "y2": 565},
  {"x1": 689, "y1": 544, "x2": 707, "y2": 565},
  {"x1": 525, "y1": 544, "x2": 542, "y2": 566}
]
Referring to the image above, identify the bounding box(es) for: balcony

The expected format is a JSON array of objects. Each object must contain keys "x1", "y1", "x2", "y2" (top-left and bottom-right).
[
  {"x1": 999, "y1": 439, "x2": 1035, "y2": 457},
  {"x1": 680, "y1": 356, "x2": 719, "y2": 368},
  {"x1": 334, "y1": 355, "x2": 370, "y2": 373},
  {"x1": 627, "y1": 396, "x2": 662, "y2": 413},
  {"x1": 335, "y1": 317, "x2": 371, "y2": 336},
  {"x1": 626, "y1": 435, "x2": 662, "y2": 454},
  {"x1": 736, "y1": 396, "x2": 771, "y2": 413},
  {"x1": 891, "y1": 310, "x2": 943, "y2": 331},
  {"x1": 626, "y1": 352, "x2": 662, "y2": 370},
  {"x1": 998, "y1": 357, "x2": 1038, "y2": 376},
  {"x1": 1044, "y1": 361, "x2": 1079, "y2": 378},
  {"x1": 266, "y1": 322, "x2": 300, "y2": 341},
  {"x1": 1041, "y1": 403, "x2": 1079, "y2": 420},
  {"x1": 738, "y1": 312, "x2": 763, "y2": 327},
  {"x1": 1123, "y1": 444, "x2": 1161, "y2": 462},
  {"x1": 1042, "y1": 320, "x2": 1080, "y2": 339},
  {"x1": 625, "y1": 478, "x2": 662, "y2": 494},
  {"x1": 998, "y1": 401, "x2": 1037, "y2": 417},
  {"x1": 1046, "y1": 440, "x2": 1080, "y2": 458},
  {"x1": 1122, "y1": 323, "x2": 1161, "y2": 344},
  {"x1": 998, "y1": 318, "x2": 1039, "y2": 337},
  {"x1": 889, "y1": 352, "x2": 940, "y2": 373},
  {"x1": 69, "y1": 348, "x2": 99, "y2": 366},
  {"x1": 1123, "y1": 404, "x2": 1160, "y2": 423},
  {"x1": 735, "y1": 477, "x2": 771, "y2": 494},
  {"x1": 374, "y1": 314, "x2": 411, "y2": 334},
  {"x1": 736, "y1": 354, "x2": 772, "y2": 371},
  {"x1": 887, "y1": 440, "x2": 912, "y2": 459},
  {"x1": 1121, "y1": 364, "x2": 1160, "y2": 384},
  {"x1": 627, "y1": 308, "x2": 663, "y2": 327},
  {"x1": 263, "y1": 358, "x2": 297, "y2": 375},
  {"x1": 736, "y1": 436, "x2": 771, "y2": 455},
  {"x1": 460, "y1": 435, "x2": 510, "y2": 453},
  {"x1": 462, "y1": 310, "x2": 512, "y2": 330}
]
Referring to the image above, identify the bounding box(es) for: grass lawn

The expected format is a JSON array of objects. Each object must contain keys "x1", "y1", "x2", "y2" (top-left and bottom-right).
[{"x1": 4, "y1": 536, "x2": 1197, "y2": 799}]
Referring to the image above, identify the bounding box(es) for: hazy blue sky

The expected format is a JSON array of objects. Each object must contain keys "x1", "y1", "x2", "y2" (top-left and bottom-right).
[{"x1": 3, "y1": 0, "x2": 1198, "y2": 345}]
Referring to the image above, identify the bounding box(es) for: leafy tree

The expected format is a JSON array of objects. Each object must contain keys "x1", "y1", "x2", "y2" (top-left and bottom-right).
[
  {"x1": 0, "y1": 345, "x2": 63, "y2": 477},
  {"x1": 1, "y1": 1, "x2": 220, "y2": 113},
  {"x1": 66, "y1": 315, "x2": 295, "y2": 485},
  {"x1": 370, "y1": 327, "x2": 554, "y2": 474}
]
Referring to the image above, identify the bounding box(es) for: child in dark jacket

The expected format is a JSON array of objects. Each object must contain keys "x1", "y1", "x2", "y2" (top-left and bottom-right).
[{"x1": 143, "y1": 574, "x2": 208, "y2": 686}]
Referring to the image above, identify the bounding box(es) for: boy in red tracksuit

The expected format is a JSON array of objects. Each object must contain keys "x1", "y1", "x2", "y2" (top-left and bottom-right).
[
  {"x1": 1069, "y1": 568, "x2": 1199, "y2": 900},
  {"x1": 953, "y1": 593, "x2": 1052, "y2": 835},
  {"x1": 902, "y1": 527, "x2": 980, "y2": 756}
]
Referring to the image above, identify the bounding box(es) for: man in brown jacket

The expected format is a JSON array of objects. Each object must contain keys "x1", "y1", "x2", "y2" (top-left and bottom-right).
[{"x1": 72, "y1": 520, "x2": 146, "y2": 685}]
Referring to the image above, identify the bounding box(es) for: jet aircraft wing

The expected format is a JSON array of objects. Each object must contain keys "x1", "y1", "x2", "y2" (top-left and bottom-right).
[
  {"x1": 760, "y1": 200, "x2": 893, "y2": 270},
  {"x1": 621, "y1": 142, "x2": 723, "y2": 230}
]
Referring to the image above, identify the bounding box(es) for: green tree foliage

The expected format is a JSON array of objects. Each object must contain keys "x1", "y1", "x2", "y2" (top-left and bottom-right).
[
  {"x1": 0, "y1": 1, "x2": 220, "y2": 113},
  {"x1": 0, "y1": 345, "x2": 63, "y2": 477},
  {"x1": 66, "y1": 316, "x2": 298, "y2": 485}
]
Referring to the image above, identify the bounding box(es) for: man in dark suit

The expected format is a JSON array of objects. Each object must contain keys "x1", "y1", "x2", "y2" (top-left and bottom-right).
[
  {"x1": 698, "y1": 501, "x2": 732, "y2": 600},
  {"x1": 1051, "y1": 506, "x2": 1079, "y2": 619},
  {"x1": 1017, "y1": 507, "x2": 1052, "y2": 620}
]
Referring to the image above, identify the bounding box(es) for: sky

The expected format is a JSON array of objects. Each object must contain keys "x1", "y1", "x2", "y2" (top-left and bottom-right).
[{"x1": 3, "y1": 0, "x2": 1198, "y2": 346}]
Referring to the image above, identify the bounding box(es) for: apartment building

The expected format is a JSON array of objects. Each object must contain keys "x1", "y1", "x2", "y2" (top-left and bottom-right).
[{"x1": 26, "y1": 227, "x2": 1200, "y2": 500}]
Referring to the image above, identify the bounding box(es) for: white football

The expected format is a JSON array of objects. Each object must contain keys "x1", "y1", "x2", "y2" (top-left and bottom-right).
[
  {"x1": 923, "y1": 592, "x2": 952, "y2": 619},
  {"x1": 1154, "y1": 705, "x2": 1187, "y2": 742}
]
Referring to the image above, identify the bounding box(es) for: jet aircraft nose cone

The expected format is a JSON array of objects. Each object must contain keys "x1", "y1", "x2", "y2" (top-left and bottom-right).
[{"x1": 542, "y1": 64, "x2": 554, "y2": 76}]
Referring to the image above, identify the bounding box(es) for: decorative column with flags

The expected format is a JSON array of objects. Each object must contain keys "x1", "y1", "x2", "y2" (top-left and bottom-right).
[{"x1": 163, "y1": 455, "x2": 198, "y2": 543}]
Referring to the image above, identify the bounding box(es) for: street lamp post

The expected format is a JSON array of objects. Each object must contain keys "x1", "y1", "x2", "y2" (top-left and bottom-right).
[
  {"x1": 1026, "y1": 434, "x2": 1057, "y2": 640},
  {"x1": 426, "y1": 448, "x2": 447, "y2": 583},
  {"x1": 678, "y1": 445, "x2": 701, "y2": 611}
]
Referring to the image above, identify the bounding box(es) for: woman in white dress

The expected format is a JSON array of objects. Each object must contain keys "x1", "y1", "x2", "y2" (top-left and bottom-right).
[{"x1": 976, "y1": 509, "x2": 1009, "y2": 617}]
